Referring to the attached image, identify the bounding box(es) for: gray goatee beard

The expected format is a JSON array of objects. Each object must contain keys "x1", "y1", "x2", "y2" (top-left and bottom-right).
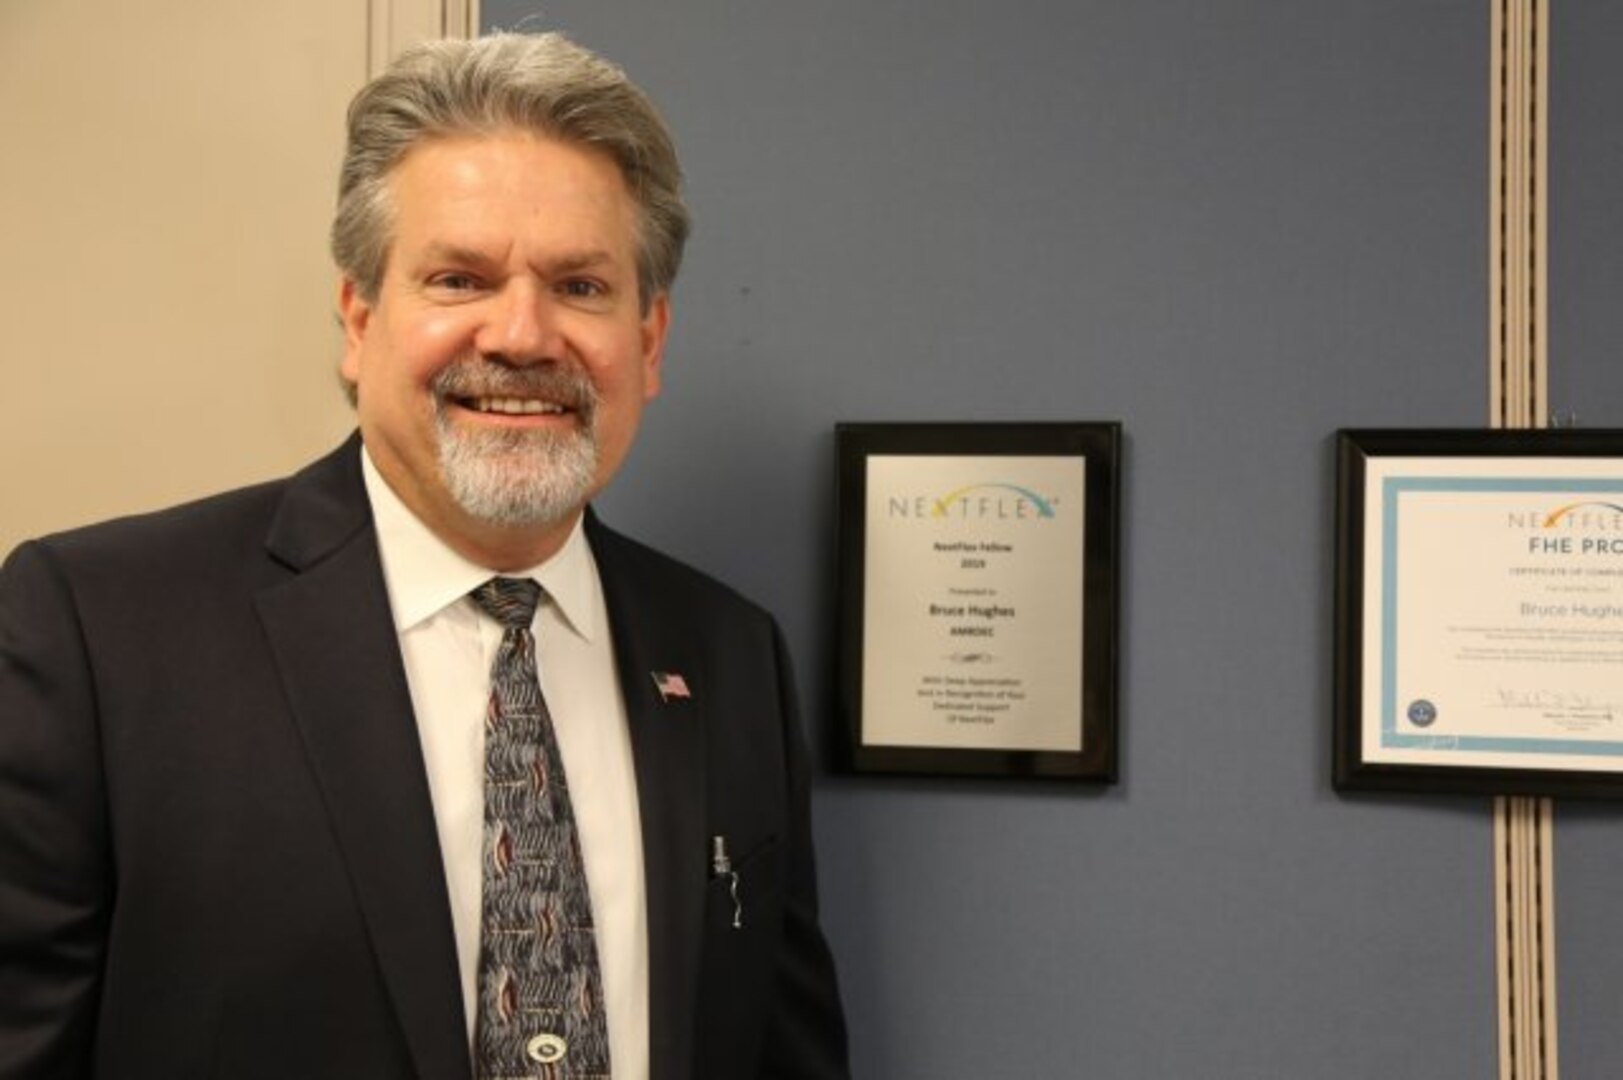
[{"x1": 431, "y1": 360, "x2": 600, "y2": 528}]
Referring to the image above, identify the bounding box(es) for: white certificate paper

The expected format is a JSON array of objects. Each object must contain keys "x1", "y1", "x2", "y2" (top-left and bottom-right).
[
  {"x1": 861, "y1": 455, "x2": 1085, "y2": 752},
  {"x1": 1362, "y1": 457, "x2": 1623, "y2": 772}
]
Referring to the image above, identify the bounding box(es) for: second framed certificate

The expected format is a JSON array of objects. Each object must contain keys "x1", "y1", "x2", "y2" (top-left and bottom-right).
[
  {"x1": 1335, "y1": 429, "x2": 1623, "y2": 798},
  {"x1": 835, "y1": 422, "x2": 1120, "y2": 780}
]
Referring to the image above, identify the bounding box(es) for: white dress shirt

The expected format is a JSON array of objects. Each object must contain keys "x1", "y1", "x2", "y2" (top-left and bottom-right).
[{"x1": 361, "y1": 448, "x2": 649, "y2": 1078}]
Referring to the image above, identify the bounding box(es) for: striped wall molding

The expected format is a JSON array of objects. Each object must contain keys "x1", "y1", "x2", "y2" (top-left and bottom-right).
[{"x1": 1489, "y1": 2, "x2": 1557, "y2": 1079}]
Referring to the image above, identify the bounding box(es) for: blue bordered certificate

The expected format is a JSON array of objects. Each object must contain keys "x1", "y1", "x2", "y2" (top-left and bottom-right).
[{"x1": 1336, "y1": 430, "x2": 1623, "y2": 797}]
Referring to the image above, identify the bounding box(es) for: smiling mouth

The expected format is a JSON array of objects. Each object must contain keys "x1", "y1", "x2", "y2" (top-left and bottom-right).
[
  {"x1": 433, "y1": 359, "x2": 598, "y2": 428},
  {"x1": 461, "y1": 396, "x2": 569, "y2": 417}
]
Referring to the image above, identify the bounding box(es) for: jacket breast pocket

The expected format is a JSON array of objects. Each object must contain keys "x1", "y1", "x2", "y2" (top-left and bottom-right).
[
  {"x1": 706, "y1": 832, "x2": 782, "y2": 936},
  {"x1": 696, "y1": 831, "x2": 785, "y2": 1073}
]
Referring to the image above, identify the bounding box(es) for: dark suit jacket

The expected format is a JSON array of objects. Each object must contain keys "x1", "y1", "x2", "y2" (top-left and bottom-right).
[{"x1": 0, "y1": 436, "x2": 848, "y2": 1079}]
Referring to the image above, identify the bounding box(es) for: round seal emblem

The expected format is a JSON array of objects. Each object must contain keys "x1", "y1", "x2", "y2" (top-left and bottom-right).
[
  {"x1": 1407, "y1": 699, "x2": 1438, "y2": 728},
  {"x1": 526, "y1": 1034, "x2": 567, "y2": 1064}
]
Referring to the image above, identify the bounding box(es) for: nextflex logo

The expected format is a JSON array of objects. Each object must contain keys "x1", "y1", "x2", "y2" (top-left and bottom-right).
[
  {"x1": 1517, "y1": 500, "x2": 1623, "y2": 555},
  {"x1": 887, "y1": 483, "x2": 1058, "y2": 521},
  {"x1": 1540, "y1": 501, "x2": 1623, "y2": 528}
]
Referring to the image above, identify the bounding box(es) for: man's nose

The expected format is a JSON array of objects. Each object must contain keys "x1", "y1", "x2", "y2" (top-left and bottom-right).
[{"x1": 477, "y1": 282, "x2": 562, "y2": 364}]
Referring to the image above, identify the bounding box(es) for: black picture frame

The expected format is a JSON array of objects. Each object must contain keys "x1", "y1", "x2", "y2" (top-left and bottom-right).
[
  {"x1": 835, "y1": 422, "x2": 1120, "y2": 781},
  {"x1": 1335, "y1": 428, "x2": 1623, "y2": 798}
]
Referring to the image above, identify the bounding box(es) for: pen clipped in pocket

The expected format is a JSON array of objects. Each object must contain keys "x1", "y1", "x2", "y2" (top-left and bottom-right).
[{"x1": 708, "y1": 833, "x2": 779, "y2": 931}]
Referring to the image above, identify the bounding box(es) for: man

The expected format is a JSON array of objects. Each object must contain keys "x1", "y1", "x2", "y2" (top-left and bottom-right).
[{"x1": 0, "y1": 32, "x2": 848, "y2": 1080}]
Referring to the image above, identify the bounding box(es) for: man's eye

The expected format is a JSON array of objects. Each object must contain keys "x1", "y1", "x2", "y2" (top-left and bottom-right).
[
  {"x1": 559, "y1": 279, "x2": 606, "y2": 299},
  {"x1": 430, "y1": 273, "x2": 480, "y2": 291}
]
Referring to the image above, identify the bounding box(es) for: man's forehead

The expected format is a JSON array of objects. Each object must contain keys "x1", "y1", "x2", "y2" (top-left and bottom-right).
[{"x1": 388, "y1": 129, "x2": 626, "y2": 190}]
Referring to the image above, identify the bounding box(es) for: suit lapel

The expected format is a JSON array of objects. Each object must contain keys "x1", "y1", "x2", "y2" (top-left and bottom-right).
[
  {"x1": 254, "y1": 438, "x2": 471, "y2": 1080},
  {"x1": 590, "y1": 516, "x2": 706, "y2": 1080}
]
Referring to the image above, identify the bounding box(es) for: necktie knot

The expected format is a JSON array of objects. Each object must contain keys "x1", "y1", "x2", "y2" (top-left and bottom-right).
[{"x1": 470, "y1": 577, "x2": 542, "y2": 631}]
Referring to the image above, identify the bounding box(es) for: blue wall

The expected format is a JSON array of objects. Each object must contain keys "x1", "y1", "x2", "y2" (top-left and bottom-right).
[
  {"x1": 483, "y1": 3, "x2": 1522, "y2": 1075},
  {"x1": 1551, "y1": 4, "x2": 1623, "y2": 1075}
]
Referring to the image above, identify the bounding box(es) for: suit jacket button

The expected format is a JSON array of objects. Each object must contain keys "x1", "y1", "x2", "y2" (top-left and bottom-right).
[{"x1": 526, "y1": 1033, "x2": 567, "y2": 1064}]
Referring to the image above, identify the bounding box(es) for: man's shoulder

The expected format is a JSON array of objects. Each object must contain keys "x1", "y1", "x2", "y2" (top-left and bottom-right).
[
  {"x1": 8, "y1": 438, "x2": 362, "y2": 588},
  {"x1": 4, "y1": 477, "x2": 292, "y2": 604}
]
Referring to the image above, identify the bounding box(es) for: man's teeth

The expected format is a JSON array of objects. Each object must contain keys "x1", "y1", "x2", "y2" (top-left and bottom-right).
[{"x1": 471, "y1": 397, "x2": 564, "y2": 415}]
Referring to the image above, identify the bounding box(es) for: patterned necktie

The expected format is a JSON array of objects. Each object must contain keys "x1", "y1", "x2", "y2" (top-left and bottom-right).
[{"x1": 469, "y1": 577, "x2": 610, "y2": 1080}]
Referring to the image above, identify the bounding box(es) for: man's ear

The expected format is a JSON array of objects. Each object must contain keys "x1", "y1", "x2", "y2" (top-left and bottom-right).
[
  {"x1": 338, "y1": 277, "x2": 371, "y2": 386},
  {"x1": 640, "y1": 291, "x2": 671, "y2": 401}
]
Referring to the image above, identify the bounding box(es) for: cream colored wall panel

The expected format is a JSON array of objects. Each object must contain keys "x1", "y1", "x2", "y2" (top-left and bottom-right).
[{"x1": 0, "y1": 2, "x2": 376, "y2": 555}]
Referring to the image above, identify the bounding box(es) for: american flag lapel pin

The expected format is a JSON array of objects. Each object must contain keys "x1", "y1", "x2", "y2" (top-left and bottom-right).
[{"x1": 651, "y1": 671, "x2": 692, "y2": 703}]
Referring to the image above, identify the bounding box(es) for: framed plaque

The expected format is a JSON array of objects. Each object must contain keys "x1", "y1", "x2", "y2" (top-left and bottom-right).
[
  {"x1": 835, "y1": 422, "x2": 1120, "y2": 780},
  {"x1": 1335, "y1": 429, "x2": 1623, "y2": 798}
]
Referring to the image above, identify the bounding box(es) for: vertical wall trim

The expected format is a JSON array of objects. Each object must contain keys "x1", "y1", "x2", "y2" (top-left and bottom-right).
[
  {"x1": 368, "y1": 0, "x2": 479, "y2": 78},
  {"x1": 1490, "y1": 2, "x2": 1556, "y2": 1079},
  {"x1": 1490, "y1": 0, "x2": 1548, "y2": 429},
  {"x1": 442, "y1": 0, "x2": 480, "y2": 39},
  {"x1": 1496, "y1": 795, "x2": 1560, "y2": 1080}
]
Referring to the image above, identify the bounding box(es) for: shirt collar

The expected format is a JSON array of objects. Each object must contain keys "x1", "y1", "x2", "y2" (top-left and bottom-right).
[{"x1": 360, "y1": 444, "x2": 600, "y2": 642}]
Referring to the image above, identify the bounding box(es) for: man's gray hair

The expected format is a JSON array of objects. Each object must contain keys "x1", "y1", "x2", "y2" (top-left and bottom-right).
[{"x1": 331, "y1": 32, "x2": 689, "y2": 308}]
